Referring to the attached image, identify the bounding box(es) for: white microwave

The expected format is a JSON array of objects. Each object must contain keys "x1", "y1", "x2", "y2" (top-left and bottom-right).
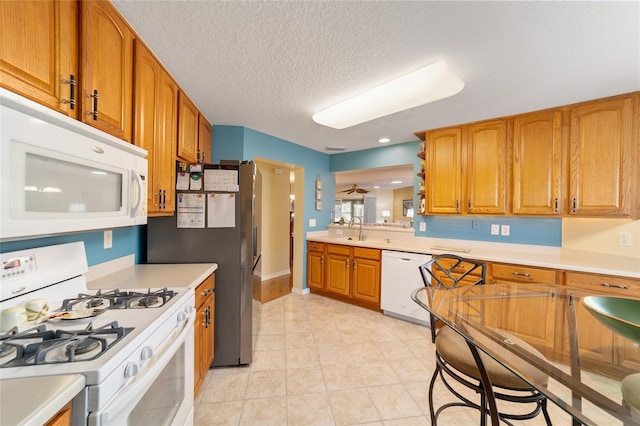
[{"x1": 0, "y1": 88, "x2": 148, "y2": 241}]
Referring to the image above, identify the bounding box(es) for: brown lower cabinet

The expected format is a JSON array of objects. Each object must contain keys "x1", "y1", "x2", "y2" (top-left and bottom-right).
[
  {"x1": 564, "y1": 271, "x2": 640, "y2": 377},
  {"x1": 194, "y1": 273, "x2": 215, "y2": 397},
  {"x1": 45, "y1": 402, "x2": 72, "y2": 426},
  {"x1": 307, "y1": 242, "x2": 381, "y2": 311}
]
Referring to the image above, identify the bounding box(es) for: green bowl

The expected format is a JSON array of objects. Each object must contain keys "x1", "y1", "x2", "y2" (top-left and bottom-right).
[{"x1": 582, "y1": 296, "x2": 640, "y2": 345}]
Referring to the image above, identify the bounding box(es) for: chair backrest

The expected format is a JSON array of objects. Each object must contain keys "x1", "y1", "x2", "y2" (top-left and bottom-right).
[{"x1": 419, "y1": 254, "x2": 486, "y2": 288}]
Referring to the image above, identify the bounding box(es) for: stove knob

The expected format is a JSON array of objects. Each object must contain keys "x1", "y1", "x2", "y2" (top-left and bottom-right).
[
  {"x1": 140, "y1": 346, "x2": 154, "y2": 361},
  {"x1": 177, "y1": 311, "x2": 187, "y2": 322},
  {"x1": 184, "y1": 304, "x2": 194, "y2": 315},
  {"x1": 124, "y1": 362, "x2": 140, "y2": 378}
]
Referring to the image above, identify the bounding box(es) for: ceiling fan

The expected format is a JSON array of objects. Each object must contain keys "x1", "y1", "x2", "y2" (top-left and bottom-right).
[{"x1": 340, "y1": 184, "x2": 370, "y2": 194}]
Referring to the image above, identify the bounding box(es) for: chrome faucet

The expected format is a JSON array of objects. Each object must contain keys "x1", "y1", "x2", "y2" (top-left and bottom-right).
[{"x1": 349, "y1": 217, "x2": 367, "y2": 241}]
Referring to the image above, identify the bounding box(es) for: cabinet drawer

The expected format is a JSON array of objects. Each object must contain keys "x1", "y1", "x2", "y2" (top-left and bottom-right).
[
  {"x1": 492, "y1": 263, "x2": 557, "y2": 284},
  {"x1": 195, "y1": 274, "x2": 215, "y2": 308},
  {"x1": 353, "y1": 247, "x2": 380, "y2": 261},
  {"x1": 565, "y1": 271, "x2": 640, "y2": 297},
  {"x1": 308, "y1": 241, "x2": 325, "y2": 252},
  {"x1": 435, "y1": 257, "x2": 484, "y2": 277},
  {"x1": 327, "y1": 244, "x2": 351, "y2": 256}
]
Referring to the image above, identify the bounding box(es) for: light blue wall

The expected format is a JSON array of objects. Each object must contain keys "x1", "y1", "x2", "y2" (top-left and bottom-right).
[
  {"x1": 0, "y1": 226, "x2": 144, "y2": 266},
  {"x1": 212, "y1": 125, "x2": 334, "y2": 289}
]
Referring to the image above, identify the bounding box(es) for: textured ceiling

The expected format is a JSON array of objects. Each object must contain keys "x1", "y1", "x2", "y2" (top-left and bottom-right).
[{"x1": 112, "y1": 1, "x2": 639, "y2": 155}]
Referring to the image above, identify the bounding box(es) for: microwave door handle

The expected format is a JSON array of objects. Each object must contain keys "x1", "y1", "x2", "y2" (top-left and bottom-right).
[{"x1": 130, "y1": 170, "x2": 143, "y2": 218}]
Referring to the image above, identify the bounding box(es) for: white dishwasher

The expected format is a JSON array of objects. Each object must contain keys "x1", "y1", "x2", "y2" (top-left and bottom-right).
[{"x1": 381, "y1": 250, "x2": 431, "y2": 326}]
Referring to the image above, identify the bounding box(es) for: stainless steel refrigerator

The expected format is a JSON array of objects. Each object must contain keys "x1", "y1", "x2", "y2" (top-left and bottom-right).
[{"x1": 146, "y1": 161, "x2": 261, "y2": 366}]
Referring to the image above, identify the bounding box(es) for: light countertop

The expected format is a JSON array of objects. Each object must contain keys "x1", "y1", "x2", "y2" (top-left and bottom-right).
[
  {"x1": 87, "y1": 263, "x2": 218, "y2": 290},
  {"x1": 307, "y1": 234, "x2": 640, "y2": 279},
  {"x1": 0, "y1": 374, "x2": 85, "y2": 426}
]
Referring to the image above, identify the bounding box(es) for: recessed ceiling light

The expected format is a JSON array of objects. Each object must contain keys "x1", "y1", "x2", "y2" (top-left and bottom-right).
[
  {"x1": 312, "y1": 60, "x2": 464, "y2": 129},
  {"x1": 391, "y1": 180, "x2": 402, "y2": 184},
  {"x1": 378, "y1": 137, "x2": 391, "y2": 143},
  {"x1": 373, "y1": 185, "x2": 380, "y2": 189}
]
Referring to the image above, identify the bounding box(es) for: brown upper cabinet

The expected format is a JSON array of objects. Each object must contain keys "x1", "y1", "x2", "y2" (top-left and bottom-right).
[
  {"x1": 569, "y1": 95, "x2": 636, "y2": 217},
  {"x1": 512, "y1": 109, "x2": 565, "y2": 215},
  {"x1": 417, "y1": 119, "x2": 508, "y2": 215},
  {"x1": 416, "y1": 92, "x2": 638, "y2": 218},
  {"x1": 133, "y1": 40, "x2": 178, "y2": 216},
  {"x1": 80, "y1": 0, "x2": 134, "y2": 141},
  {"x1": 0, "y1": 0, "x2": 78, "y2": 118},
  {"x1": 177, "y1": 92, "x2": 200, "y2": 163},
  {"x1": 199, "y1": 114, "x2": 212, "y2": 164}
]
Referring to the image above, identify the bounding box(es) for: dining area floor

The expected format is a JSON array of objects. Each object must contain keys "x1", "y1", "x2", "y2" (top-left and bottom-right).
[{"x1": 194, "y1": 292, "x2": 623, "y2": 425}]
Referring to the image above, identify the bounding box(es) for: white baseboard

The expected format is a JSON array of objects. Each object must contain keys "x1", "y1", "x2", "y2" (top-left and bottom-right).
[{"x1": 292, "y1": 287, "x2": 310, "y2": 295}]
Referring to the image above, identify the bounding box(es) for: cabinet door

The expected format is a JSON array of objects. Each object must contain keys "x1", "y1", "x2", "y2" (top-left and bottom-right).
[
  {"x1": 426, "y1": 127, "x2": 463, "y2": 213},
  {"x1": 352, "y1": 257, "x2": 380, "y2": 304},
  {"x1": 81, "y1": 0, "x2": 133, "y2": 141},
  {"x1": 1, "y1": 0, "x2": 78, "y2": 118},
  {"x1": 464, "y1": 120, "x2": 508, "y2": 214},
  {"x1": 512, "y1": 110, "x2": 563, "y2": 215},
  {"x1": 198, "y1": 114, "x2": 212, "y2": 164},
  {"x1": 133, "y1": 41, "x2": 177, "y2": 216},
  {"x1": 569, "y1": 96, "x2": 634, "y2": 216},
  {"x1": 193, "y1": 303, "x2": 206, "y2": 396},
  {"x1": 177, "y1": 92, "x2": 199, "y2": 163},
  {"x1": 307, "y1": 250, "x2": 324, "y2": 290},
  {"x1": 325, "y1": 245, "x2": 351, "y2": 297}
]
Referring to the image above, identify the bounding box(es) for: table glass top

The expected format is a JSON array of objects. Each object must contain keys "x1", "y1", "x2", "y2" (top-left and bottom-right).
[{"x1": 412, "y1": 283, "x2": 639, "y2": 425}]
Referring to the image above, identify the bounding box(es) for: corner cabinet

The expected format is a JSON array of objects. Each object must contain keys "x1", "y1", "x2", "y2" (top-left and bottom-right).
[
  {"x1": 177, "y1": 92, "x2": 200, "y2": 164},
  {"x1": 569, "y1": 95, "x2": 636, "y2": 217},
  {"x1": 194, "y1": 274, "x2": 215, "y2": 397},
  {"x1": 0, "y1": 0, "x2": 78, "y2": 118},
  {"x1": 133, "y1": 40, "x2": 178, "y2": 216},
  {"x1": 310, "y1": 243, "x2": 381, "y2": 311},
  {"x1": 198, "y1": 114, "x2": 212, "y2": 164},
  {"x1": 80, "y1": 0, "x2": 134, "y2": 141}
]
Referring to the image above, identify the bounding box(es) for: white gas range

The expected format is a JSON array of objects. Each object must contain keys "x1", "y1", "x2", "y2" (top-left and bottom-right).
[{"x1": 0, "y1": 242, "x2": 196, "y2": 425}]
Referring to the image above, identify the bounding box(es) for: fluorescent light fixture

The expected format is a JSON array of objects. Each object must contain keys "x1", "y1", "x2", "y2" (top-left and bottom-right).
[
  {"x1": 373, "y1": 185, "x2": 380, "y2": 189},
  {"x1": 391, "y1": 180, "x2": 402, "y2": 184},
  {"x1": 312, "y1": 60, "x2": 464, "y2": 129},
  {"x1": 378, "y1": 137, "x2": 391, "y2": 143}
]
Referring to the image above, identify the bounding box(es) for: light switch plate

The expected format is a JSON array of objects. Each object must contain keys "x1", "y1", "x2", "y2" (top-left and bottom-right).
[
  {"x1": 309, "y1": 219, "x2": 316, "y2": 227},
  {"x1": 419, "y1": 222, "x2": 426, "y2": 232},
  {"x1": 501, "y1": 225, "x2": 510, "y2": 236},
  {"x1": 104, "y1": 230, "x2": 113, "y2": 249},
  {"x1": 618, "y1": 232, "x2": 632, "y2": 247},
  {"x1": 490, "y1": 224, "x2": 500, "y2": 235}
]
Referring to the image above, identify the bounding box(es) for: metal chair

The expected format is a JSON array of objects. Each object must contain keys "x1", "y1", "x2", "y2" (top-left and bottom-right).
[{"x1": 418, "y1": 254, "x2": 551, "y2": 426}]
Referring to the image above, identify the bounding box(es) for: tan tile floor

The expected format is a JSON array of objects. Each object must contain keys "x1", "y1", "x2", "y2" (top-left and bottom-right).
[{"x1": 194, "y1": 293, "x2": 624, "y2": 425}]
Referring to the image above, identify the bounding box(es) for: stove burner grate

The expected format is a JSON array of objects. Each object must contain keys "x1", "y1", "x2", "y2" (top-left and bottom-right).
[
  {"x1": 0, "y1": 322, "x2": 133, "y2": 367},
  {"x1": 61, "y1": 288, "x2": 177, "y2": 311}
]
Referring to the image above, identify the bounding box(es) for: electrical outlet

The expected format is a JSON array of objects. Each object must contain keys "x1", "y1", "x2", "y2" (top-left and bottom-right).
[
  {"x1": 419, "y1": 222, "x2": 426, "y2": 232},
  {"x1": 104, "y1": 230, "x2": 113, "y2": 249},
  {"x1": 490, "y1": 224, "x2": 500, "y2": 235},
  {"x1": 309, "y1": 219, "x2": 316, "y2": 227},
  {"x1": 501, "y1": 225, "x2": 510, "y2": 236},
  {"x1": 618, "y1": 232, "x2": 632, "y2": 247}
]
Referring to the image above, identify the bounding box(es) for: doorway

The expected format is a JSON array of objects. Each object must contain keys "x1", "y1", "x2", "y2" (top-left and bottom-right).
[{"x1": 254, "y1": 159, "x2": 303, "y2": 302}]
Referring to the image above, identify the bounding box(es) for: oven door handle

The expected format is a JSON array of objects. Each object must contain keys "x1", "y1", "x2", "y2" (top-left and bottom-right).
[{"x1": 88, "y1": 311, "x2": 195, "y2": 426}]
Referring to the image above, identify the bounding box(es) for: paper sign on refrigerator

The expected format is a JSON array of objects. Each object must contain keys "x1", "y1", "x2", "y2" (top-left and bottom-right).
[{"x1": 207, "y1": 193, "x2": 235, "y2": 228}]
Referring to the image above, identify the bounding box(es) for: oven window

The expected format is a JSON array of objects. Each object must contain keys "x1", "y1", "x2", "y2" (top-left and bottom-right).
[
  {"x1": 128, "y1": 345, "x2": 185, "y2": 425},
  {"x1": 25, "y1": 153, "x2": 122, "y2": 213}
]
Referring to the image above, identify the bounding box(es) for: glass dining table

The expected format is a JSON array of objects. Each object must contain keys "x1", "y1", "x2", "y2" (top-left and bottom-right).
[{"x1": 411, "y1": 283, "x2": 639, "y2": 426}]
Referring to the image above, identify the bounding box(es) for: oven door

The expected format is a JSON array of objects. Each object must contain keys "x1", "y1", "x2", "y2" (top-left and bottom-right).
[{"x1": 87, "y1": 312, "x2": 194, "y2": 426}]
